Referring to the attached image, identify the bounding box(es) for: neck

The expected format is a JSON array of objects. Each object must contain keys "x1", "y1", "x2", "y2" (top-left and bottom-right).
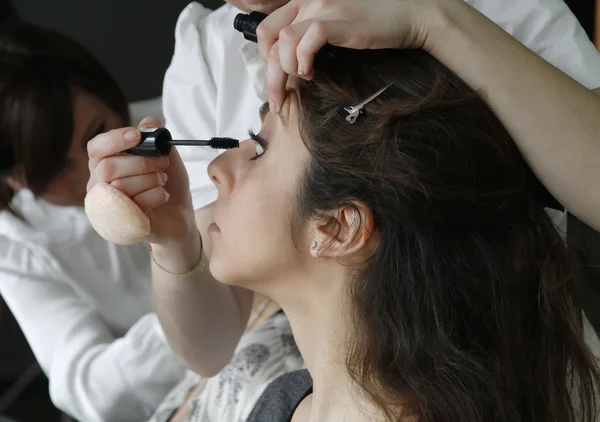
[{"x1": 274, "y1": 268, "x2": 385, "y2": 422}]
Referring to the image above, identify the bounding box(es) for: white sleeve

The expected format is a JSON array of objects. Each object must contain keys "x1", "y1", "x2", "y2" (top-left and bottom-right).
[
  {"x1": 0, "y1": 243, "x2": 185, "y2": 422},
  {"x1": 469, "y1": 0, "x2": 600, "y2": 89},
  {"x1": 162, "y1": 2, "x2": 220, "y2": 211}
]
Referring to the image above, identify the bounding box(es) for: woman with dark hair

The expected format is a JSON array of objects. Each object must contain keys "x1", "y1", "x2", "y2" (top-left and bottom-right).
[
  {"x1": 0, "y1": 25, "x2": 187, "y2": 421},
  {"x1": 87, "y1": 0, "x2": 600, "y2": 420}
]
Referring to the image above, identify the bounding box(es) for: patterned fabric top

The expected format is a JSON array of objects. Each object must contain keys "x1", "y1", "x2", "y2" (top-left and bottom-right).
[{"x1": 148, "y1": 312, "x2": 304, "y2": 422}]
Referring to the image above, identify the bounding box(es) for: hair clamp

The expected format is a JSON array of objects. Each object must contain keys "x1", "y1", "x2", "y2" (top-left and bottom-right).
[{"x1": 344, "y1": 83, "x2": 393, "y2": 124}]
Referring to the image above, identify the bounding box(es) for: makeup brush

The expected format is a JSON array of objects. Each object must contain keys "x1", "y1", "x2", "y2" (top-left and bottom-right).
[{"x1": 126, "y1": 127, "x2": 239, "y2": 157}]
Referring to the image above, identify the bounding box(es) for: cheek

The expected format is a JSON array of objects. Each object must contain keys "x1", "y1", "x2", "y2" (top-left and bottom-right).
[{"x1": 209, "y1": 173, "x2": 299, "y2": 287}]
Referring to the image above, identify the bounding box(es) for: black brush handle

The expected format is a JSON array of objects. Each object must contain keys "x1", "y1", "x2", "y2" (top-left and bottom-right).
[
  {"x1": 234, "y1": 12, "x2": 337, "y2": 59},
  {"x1": 126, "y1": 127, "x2": 172, "y2": 157}
]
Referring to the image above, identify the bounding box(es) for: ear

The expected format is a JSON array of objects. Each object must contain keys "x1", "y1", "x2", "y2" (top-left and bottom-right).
[{"x1": 310, "y1": 202, "x2": 375, "y2": 259}]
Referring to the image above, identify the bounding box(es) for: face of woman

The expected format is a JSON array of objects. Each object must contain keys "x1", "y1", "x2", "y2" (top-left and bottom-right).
[
  {"x1": 207, "y1": 90, "x2": 313, "y2": 290},
  {"x1": 41, "y1": 90, "x2": 123, "y2": 207}
]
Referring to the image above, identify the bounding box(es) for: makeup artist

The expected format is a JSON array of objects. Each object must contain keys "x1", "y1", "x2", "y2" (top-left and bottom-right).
[{"x1": 0, "y1": 25, "x2": 186, "y2": 421}]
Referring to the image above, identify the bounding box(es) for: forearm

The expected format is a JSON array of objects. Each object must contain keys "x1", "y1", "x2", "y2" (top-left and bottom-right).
[
  {"x1": 150, "y1": 209, "x2": 252, "y2": 376},
  {"x1": 427, "y1": 0, "x2": 600, "y2": 230}
]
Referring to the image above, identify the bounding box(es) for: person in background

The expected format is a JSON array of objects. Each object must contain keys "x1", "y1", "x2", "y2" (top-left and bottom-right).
[{"x1": 0, "y1": 24, "x2": 186, "y2": 421}]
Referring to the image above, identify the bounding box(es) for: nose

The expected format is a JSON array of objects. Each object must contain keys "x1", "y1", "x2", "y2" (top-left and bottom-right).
[{"x1": 207, "y1": 140, "x2": 252, "y2": 193}]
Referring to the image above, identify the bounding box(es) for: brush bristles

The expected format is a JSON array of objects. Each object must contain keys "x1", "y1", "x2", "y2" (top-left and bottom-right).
[{"x1": 210, "y1": 137, "x2": 239, "y2": 149}]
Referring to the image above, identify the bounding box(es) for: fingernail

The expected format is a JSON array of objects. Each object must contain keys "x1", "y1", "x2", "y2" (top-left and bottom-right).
[
  {"x1": 165, "y1": 192, "x2": 170, "y2": 202},
  {"x1": 297, "y1": 63, "x2": 304, "y2": 76},
  {"x1": 158, "y1": 172, "x2": 168, "y2": 185},
  {"x1": 124, "y1": 130, "x2": 139, "y2": 143}
]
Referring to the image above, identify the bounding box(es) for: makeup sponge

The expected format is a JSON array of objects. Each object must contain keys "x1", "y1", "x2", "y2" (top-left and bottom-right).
[{"x1": 85, "y1": 183, "x2": 151, "y2": 245}]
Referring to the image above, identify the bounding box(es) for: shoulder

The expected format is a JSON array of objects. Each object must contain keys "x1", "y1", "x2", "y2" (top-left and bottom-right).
[
  {"x1": 241, "y1": 312, "x2": 304, "y2": 368},
  {"x1": 186, "y1": 313, "x2": 304, "y2": 422},
  {"x1": 170, "y1": 2, "x2": 243, "y2": 70},
  {"x1": 246, "y1": 369, "x2": 313, "y2": 422},
  {"x1": 221, "y1": 312, "x2": 304, "y2": 385},
  {"x1": 466, "y1": 0, "x2": 600, "y2": 89},
  {"x1": 263, "y1": 369, "x2": 312, "y2": 394}
]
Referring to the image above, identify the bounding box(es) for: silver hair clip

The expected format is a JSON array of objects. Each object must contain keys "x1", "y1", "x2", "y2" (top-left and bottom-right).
[{"x1": 344, "y1": 83, "x2": 393, "y2": 124}]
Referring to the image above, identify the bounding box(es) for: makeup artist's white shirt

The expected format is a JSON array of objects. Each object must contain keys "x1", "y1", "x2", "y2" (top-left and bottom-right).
[
  {"x1": 0, "y1": 189, "x2": 186, "y2": 421},
  {"x1": 163, "y1": 0, "x2": 600, "y2": 217}
]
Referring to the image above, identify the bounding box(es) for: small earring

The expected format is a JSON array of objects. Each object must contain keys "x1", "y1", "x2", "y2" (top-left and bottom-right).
[{"x1": 310, "y1": 241, "x2": 318, "y2": 249}]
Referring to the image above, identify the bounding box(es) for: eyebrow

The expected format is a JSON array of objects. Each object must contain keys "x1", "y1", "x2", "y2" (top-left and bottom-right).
[{"x1": 259, "y1": 101, "x2": 270, "y2": 123}]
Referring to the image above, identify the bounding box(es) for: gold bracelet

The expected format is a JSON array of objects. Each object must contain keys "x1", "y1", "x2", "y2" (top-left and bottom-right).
[{"x1": 149, "y1": 232, "x2": 204, "y2": 276}]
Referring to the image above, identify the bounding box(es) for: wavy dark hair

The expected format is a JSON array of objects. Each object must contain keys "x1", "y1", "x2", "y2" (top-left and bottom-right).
[
  {"x1": 296, "y1": 49, "x2": 600, "y2": 422},
  {"x1": 0, "y1": 24, "x2": 129, "y2": 216}
]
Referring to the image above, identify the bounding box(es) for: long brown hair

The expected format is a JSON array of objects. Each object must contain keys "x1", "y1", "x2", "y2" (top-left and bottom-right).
[
  {"x1": 296, "y1": 49, "x2": 600, "y2": 422},
  {"x1": 0, "y1": 24, "x2": 129, "y2": 217}
]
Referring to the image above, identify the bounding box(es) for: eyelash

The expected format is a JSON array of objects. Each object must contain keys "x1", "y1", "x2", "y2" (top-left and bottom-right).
[{"x1": 248, "y1": 129, "x2": 268, "y2": 161}]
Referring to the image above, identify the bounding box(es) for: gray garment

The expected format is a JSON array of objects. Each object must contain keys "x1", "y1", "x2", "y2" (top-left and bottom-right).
[{"x1": 245, "y1": 370, "x2": 312, "y2": 422}]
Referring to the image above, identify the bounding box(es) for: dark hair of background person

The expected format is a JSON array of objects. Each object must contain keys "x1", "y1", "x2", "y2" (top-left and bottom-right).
[
  {"x1": 0, "y1": 24, "x2": 129, "y2": 217},
  {"x1": 296, "y1": 48, "x2": 600, "y2": 422}
]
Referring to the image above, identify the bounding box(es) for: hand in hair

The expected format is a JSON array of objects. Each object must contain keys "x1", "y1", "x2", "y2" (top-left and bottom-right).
[
  {"x1": 256, "y1": 0, "x2": 438, "y2": 111},
  {"x1": 86, "y1": 117, "x2": 196, "y2": 245},
  {"x1": 258, "y1": 0, "x2": 600, "y2": 232}
]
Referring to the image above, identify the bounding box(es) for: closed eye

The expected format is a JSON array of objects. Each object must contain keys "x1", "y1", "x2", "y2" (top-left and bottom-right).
[{"x1": 248, "y1": 129, "x2": 268, "y2": 161}]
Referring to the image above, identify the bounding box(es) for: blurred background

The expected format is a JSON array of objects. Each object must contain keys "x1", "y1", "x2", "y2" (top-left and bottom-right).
[{"x1": 0, "y1": 0, "x2": 598, "y2": 420}]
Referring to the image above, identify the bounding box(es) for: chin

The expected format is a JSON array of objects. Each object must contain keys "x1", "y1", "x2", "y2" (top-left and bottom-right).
[
  {"x1": 208, "y1": 257, "x2": 260, "y2": 291},
  {"x1": 208, "y1": 259, "x2": 240, "y2": 286}
]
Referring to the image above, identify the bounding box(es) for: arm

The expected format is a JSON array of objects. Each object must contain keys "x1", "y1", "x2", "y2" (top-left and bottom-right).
[
  {"x1": 150, "y1": 3, "x2": 255, "y2": 374},
  {"x1": 0, "y1": 245, "x2": 185, "y2": 421},
  {"x1": 469, "y1": 0, "x2": 600, "y2": 92},
  {"x1": 149, "y1": 206, "x2": 254, "y2": 377},
  {"x1": 425, "y1": 0, "x2": 600, "y2": 231}
]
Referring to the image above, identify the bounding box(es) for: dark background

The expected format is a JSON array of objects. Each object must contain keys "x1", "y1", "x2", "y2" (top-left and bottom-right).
[
  {"x1": 0, "y1": 0, "x2": 597, "y2": 420},
  {"x1": 12, "y1": 0, "x2": 225, "y2": 101}
]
